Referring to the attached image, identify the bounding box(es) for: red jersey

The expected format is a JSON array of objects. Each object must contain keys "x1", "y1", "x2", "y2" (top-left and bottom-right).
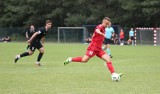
[
  {"x1": 120, "y1": 31, "x2": 124, "y2": 39},
  {"x1": 88, "y1": 24, "x2": 105, "y2": 51}
]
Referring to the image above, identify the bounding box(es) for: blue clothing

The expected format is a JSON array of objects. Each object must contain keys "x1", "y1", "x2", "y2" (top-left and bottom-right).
[
  {"x1": 129, "y1": 30, "x2": 134, "y2": 36},
  {"x1": 107, "y1": 48, "x2": 111, "y2": 56},
  {"x1": 105, "y1": 27, "x2": 114, "y2": 39}
]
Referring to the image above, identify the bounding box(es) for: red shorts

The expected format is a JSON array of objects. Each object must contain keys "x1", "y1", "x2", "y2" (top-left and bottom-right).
[{"x1": 85, "y1": 47, "x2": 106, "y2": 58}]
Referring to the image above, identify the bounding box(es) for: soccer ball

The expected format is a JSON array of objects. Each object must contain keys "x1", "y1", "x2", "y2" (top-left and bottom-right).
[{"x1": 111, "y1": 73, "x2": 120, "y2": 82}]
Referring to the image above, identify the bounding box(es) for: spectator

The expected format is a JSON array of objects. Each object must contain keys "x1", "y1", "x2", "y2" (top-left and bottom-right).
[
  {"x1": 129, "y1": 28, "x2": 134, "y2": 46},
  {"x1": 2, "y1": 36, "x2": 11, "y2": 42},
  {"x1": 119, "y1": 29, "x2": 124, "y2": 45},
  {"x1": 85, "y1": 33, "x2": 93, "y2": 43}
]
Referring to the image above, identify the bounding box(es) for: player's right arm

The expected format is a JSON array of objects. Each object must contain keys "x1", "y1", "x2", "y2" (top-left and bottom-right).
[
  {"x1": 27, "y1": 31, "x2": 40, "y2": 43},
  {"x1": 95, "y1": 29, "x2": 105, "y2": 37}
]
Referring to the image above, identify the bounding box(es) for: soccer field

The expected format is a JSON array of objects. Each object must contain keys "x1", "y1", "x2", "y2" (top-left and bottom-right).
[{"x1": 0, "y1": 42, "x2": 160, "y2": 94}]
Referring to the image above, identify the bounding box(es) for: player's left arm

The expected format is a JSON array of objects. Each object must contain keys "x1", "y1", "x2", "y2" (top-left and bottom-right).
[
  {"x1": 41, "y1": 36, "x2": 45, "y2": 46},
  {"x1": 95, "y1": 29, "x2": 105, "y2": 37}
]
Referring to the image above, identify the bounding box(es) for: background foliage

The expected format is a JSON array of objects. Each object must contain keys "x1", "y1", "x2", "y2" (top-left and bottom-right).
[{"x1": 0, "y1": 0, "x2": 160, "y2": 27}]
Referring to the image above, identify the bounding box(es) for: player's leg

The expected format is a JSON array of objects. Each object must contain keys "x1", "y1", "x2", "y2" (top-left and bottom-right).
[
  {"x1": 98, "y1": 52, "x2": 122, "y2": 77},
  {"x1": 14, "y1": 43, "x2": 36, "y2": 63},
  {"x1": 64, "y1": 55, "x2": 91, "y2": 65},
  {"x1": 26, "y1": 43, "x2": 30, "y2": 50},
  {"x1": 101, "y1": 54, "x2": 115, "y2": 74},
  {"x1": 106, "y1": 44, "x2": 110, "y2": 55},
  {"x1": 15, "y1": 50, "x2": 34, "y2": 63},
  {"x1": 121, "y1": 38, "x2": 123, "y2": 44},
  {"x1": 102, "y1": 45, "x2": 107, "y2": 50},
  {"x1": 72, "y1": 55, "x2": 91, "y2": 63},
  {"x1": 102, "y1": 38, "x2": 107, "y2": 50},
  {"x1": 36, "y1": 43, "x2": 44, "y2": 66},
  {"x1": 103, "y1": 39, "x2": 112, "y2": 58},
  {"x1": 64, "y1": 49, "x2": 95, "y2": 65},
  {"x1": 106, "y1": 43, "x2": 113, "y2": 58}
]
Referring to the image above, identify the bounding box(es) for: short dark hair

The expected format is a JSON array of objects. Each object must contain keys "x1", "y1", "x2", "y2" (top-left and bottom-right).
[
  {"x1": 46, "y1": 20, "x2": 52, "y2": 24},
  {"x1": 103, "y1": 17, "x2": 111, "y2": 21}
]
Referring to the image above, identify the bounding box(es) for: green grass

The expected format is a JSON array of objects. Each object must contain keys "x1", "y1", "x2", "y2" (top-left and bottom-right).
[{"x1": 0, "y1": 42, "x2": 160, "y2": 94}]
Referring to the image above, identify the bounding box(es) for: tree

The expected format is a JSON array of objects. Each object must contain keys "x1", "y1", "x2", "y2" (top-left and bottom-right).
[{"x1": 0, "y1": 0, "x2": 160, "y2": 27}]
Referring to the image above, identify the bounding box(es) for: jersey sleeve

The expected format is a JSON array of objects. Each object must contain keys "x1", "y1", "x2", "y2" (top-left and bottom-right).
[
  {"x1": 96, "y1": 25, "x2": 103, "y2": 32},
  {"x1": 37, "y1": 28, "x2": 44, "y2": 34}
]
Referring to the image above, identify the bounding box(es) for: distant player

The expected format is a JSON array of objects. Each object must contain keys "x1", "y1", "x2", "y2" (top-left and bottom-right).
[
  {"x1": 129, "y1": 28, "x2": 134, "y2": 46},
  {"x1": 64, "y1": 17, "x2": 122, "y2": 79},
  {"x1": 26, "y1": 25, "x2": 35, "y2": 50},
  {"x1": 14, "y1": 20, "x2": 52, "y2": 66},
  {"x1": 102, "y1": 22, "x2": 114, "y2": 58}
]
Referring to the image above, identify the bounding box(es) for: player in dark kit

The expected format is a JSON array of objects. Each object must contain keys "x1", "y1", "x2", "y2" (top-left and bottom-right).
[
  {"x1": 26, "y1": 25, "x2": 35, "y2": 50},
  {"x1": 14, "y1": 20, "x2": 52, "y2": 66}
]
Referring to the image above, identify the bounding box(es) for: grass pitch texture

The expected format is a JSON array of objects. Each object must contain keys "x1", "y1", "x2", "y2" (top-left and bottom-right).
[{"x1": 0, "y1": 43, "x2": 159, "y2": 94}]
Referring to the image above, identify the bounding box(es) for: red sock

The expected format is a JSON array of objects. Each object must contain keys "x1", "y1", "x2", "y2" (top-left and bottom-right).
[
  {"x1": 72, "y1": 57, "x2": 82, "y2": 62},
  {"x1": 106, "y1": 62, "x2": 115, "y2": 74}
]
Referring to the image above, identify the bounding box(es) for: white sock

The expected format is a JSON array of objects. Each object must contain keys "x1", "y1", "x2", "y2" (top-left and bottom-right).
[
  {"x1": 17, "y1": 55, "x2": 20, "y2": 58},
  {"x1": 69, "y1": 58, "x2": 72, "y2": 62}
]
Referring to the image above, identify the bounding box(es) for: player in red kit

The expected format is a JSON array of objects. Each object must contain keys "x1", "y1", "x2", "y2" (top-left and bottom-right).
[{"x1": 64, "y1": 17, "x2": 122, "y2": 80}]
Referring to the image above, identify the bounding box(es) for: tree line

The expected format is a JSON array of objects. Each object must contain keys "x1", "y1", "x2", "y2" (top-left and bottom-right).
[{"x1": 0, "y1": 0, "x2": 160, "y2": 28}]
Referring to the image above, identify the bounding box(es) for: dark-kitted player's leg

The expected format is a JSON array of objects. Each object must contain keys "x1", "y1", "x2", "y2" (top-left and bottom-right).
[
  {"x1": 35, "y1": 43, "x2": 44, "y2": 66},
  {"x1": 14, "y1": 43, "x2": 36, "y2": 63}
]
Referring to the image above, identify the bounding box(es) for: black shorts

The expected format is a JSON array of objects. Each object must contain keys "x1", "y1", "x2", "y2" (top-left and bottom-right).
[
  {"x1": 30, "y1": 41, "x2": 43, "y2": 51},
  {"x1": 131, "y1": 36, "x2": 134, "y2": 40},
  {"x1": 104, "y1": 38, "x2": 111, "y2": 45}
]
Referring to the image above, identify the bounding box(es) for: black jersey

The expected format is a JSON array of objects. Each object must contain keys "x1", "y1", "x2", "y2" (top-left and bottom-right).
[
  {"x1": 26, "y1": 29, "x2": 35, "y2": 38},
  {"x1": 32, "y1": 27, "x2": 48, "y2": 43}
]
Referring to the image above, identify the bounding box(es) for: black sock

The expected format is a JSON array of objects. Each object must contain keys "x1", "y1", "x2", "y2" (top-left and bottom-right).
[
  {"x1": 26, "y1": 45, "x2": 30, "y2": 49},
  {"x1": 20, "y1": 52, "x2": 29, "y2": 58},
  {"x1": 37, "y1": 53, "x2": 43, "y2": 62}
]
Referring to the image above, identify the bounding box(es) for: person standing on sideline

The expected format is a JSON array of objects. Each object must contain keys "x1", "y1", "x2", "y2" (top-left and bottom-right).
[
  {"x1": 64, "y1": 17, "x2": 122, "y2": 80},
  {"x1": 14, "y1": 20, "x2": 52, "y2": 66},
  {"x1": 129, "y1": 28, "x2": 134, "y2": 46},
  {"x1": 26, "y1": 25, "x2": 35, "y2": 50},
  {"x1": 119, "y1": 29, "x2": 124, "y2": 45},
  {"x1": 102, "y1": 22, "x2": 114, "y2": 58}
]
